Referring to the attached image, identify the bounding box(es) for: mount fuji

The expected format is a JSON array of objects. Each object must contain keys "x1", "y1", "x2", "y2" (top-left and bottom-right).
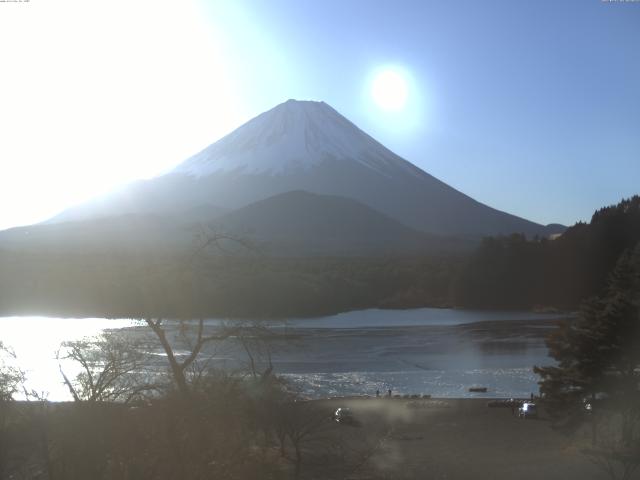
[{"x1": 49, "y1": 99, "x2": 562, "y2": 240}]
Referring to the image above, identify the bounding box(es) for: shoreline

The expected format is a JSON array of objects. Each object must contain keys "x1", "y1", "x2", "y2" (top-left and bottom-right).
[
  {"x1": 0, "y1": 305, "x2": 577, "y2": 322},
  {"x1": 307, "y1": 394, "x2": 539, "y2": 402}
]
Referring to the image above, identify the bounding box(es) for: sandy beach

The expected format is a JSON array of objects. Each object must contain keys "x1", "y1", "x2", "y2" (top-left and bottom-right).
[{"x1": 309, "y1": 397, "x2": 618, "y2": 480}]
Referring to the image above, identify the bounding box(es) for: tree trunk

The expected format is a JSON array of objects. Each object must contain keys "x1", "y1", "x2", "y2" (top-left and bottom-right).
[
  {"x1": 146, "y1": 320, "x2": 190, "y2": 397},
  {"x1": 591, "y1": 392, "x2": 598, "y2": 447},
  {"x1": 278, "y1": 433, "x2": 286, "y2": 457},
  {"x1": 294, "y1": 444, "x2": 302, "y2": 480}
]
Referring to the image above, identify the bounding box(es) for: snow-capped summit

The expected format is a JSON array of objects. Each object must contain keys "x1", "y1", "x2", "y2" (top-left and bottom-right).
[{"x1": 173, "y1": 99, "x2": 420, "y2": 178}]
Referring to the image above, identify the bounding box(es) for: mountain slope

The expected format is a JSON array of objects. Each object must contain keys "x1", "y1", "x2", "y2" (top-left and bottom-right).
[
  {"x1": 0, "y1": 214, "x2": 192, "y2": 254},
  {"x1": 211, "y1": 190, "x2": 470, "y2": 255},
  {"x1": 50, "y1": 99, "x2": 564, "y2": 238}
]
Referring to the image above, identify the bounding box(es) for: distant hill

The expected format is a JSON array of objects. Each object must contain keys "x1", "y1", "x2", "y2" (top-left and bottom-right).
[
  {"x1": 211, "y1": 190, "x2": 472, "y2": 255},
  {"x1": 1, "y1": 191, "x2": 472, "y2": 257},
  {"x1": 0, "y1": 214, "x2": 191, "y2": 254}
]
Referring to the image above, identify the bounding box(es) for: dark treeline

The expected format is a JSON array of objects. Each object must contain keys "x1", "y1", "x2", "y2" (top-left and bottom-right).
[
  {"x1": 453, "y1": 196, "x2": 640, "y2": 310},
  {"x1": 1, "y1": 196, "x2": 638, "y2": 318},
  {"x1": 0, "y1": 251, "x2": 462, "y2": 319}
]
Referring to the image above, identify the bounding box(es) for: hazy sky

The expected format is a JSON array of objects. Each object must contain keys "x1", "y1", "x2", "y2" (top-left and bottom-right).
[{"x1": 0, "y1": 0, "x2": 638, "y2": 230}]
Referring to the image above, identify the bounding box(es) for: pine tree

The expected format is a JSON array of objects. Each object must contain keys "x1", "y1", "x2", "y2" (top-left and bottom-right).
[{"x1": 534, "y1": 243, "x2": 640, "y2": 443}]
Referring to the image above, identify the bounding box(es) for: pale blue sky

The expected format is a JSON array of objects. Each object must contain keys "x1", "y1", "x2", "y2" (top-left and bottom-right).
[
  {"x1": 200, "y1": 0, "x2": 640, "y2": 226},
  {"x1": 0, "y1": 0, "x2": 638, "y2": 229}
]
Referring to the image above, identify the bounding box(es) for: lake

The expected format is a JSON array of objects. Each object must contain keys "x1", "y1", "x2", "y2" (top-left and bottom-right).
[{"x1": 0, "y1": 308, "x2": 566, "y2": 400}]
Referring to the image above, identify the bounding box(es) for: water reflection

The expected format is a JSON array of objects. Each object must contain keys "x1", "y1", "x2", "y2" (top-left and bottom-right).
[
  {"x1": 0, "y1": 310, "x2": 564, "y2": 401},
  {"x1": 0, "y1": 317, "x2": 138, "y2": 400}
]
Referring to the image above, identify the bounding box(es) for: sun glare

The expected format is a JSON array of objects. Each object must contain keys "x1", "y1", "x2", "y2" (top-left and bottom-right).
[
  {"x1": 0, "y1": 0, "x2": 246, "y2": 230},
  {"x1": 370, "y1": 69, "x2": 409, "y2": 111}
]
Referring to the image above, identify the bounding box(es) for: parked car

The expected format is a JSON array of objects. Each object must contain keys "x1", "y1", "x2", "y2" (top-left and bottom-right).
[
  {"x1": 518, "y1": 402, "x2": 538, "y2": 419},
  {"x1": 583, "y1": 392, "x2": 609, "y2": 413},
  {"x1": 333, "y1": 407, "x2": 358, "y2": 425}
]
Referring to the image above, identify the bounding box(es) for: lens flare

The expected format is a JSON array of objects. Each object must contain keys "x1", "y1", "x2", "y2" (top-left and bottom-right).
[{"x1": 371, "y1": 69, "x2": 409, "y2": 111}]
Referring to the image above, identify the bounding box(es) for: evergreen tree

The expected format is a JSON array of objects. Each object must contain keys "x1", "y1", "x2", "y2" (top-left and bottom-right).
[
  {"x1": 535, "y1": 243, "x2": 640, "y2": 446},
  {"x1": 454, "y1": 195, "x2": 640, "y2": 309}
]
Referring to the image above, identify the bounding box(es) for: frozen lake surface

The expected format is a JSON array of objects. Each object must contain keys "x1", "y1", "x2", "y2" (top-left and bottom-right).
[{"x1": 0, "y1": 309, "x2": 566, "y2": 400}]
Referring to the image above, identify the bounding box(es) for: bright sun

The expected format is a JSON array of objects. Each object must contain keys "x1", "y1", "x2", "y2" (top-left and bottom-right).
[{"x1": 371, "y1": 69, "x2": 409, "y2": 111}]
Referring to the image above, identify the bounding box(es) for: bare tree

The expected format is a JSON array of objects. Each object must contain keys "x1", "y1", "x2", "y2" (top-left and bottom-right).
[
  {"x1": 235, "y1": 320, "x2": 283, "y2": 380},
  {"x1": 0, "y1": 343, "x2": 23, "y2": 404},
  {"x1": 273, "y1": 400, "x2": 332, "y2": 479},
  {"x1": 143, "y1": 230, "x2": 257, "y2": 397},
  {"x1": 584, "y1": 447, "x2": 640, "y2": 480},
  {"x1": 323, "y1": 424, "x2": 391, "y2": 480},
  {"x1": 58, "y1": 332, "x2": 156, "y2": 403},
  {"x1": 270, "y1": 397, "x2": 392, "y2": 480},
  {"x1": 0, "y1": 342, "x2": 25, "y2": 476},
  {"x1": 144, "y1": 318, "x2": 237, "y2": 398},
  {"x1": 582, "y1": 407, "x2": 640, "y2": 480}
]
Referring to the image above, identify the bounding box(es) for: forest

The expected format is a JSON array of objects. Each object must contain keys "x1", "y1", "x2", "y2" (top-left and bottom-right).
[
  {"x1": 0, "y1": 251, "x2": 461, "y2": 319},
  {"x1": 0, "y1": 196, "x2": 638, "y2": 319},
  {"x1": 453, "y1": 196, "x2": 640, "y2": 310}
]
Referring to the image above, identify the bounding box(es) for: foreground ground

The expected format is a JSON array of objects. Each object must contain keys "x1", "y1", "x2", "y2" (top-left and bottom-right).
[
  {"x1": 314, "y1": 397, "x2": 626, "y2": 480},
  {"x1": 2, "y1": 396, "x2": 633, "y2": 479}
]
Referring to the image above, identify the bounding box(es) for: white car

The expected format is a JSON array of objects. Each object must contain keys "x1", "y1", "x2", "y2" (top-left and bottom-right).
[
  {"x1": 518, "y1": 402, "x2": 538, "y2": 419},
  {"x1": 333, "y1": 407, "x2": 358, "y2": 425}
]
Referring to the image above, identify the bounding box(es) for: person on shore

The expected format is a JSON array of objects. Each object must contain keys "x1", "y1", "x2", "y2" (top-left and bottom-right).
[
  {"x1": 376, "y1": 389, "x2": 380, "y2": 398},
  {"x1": 388, "y1": 389, "x2": 392, "y2": 398}
]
